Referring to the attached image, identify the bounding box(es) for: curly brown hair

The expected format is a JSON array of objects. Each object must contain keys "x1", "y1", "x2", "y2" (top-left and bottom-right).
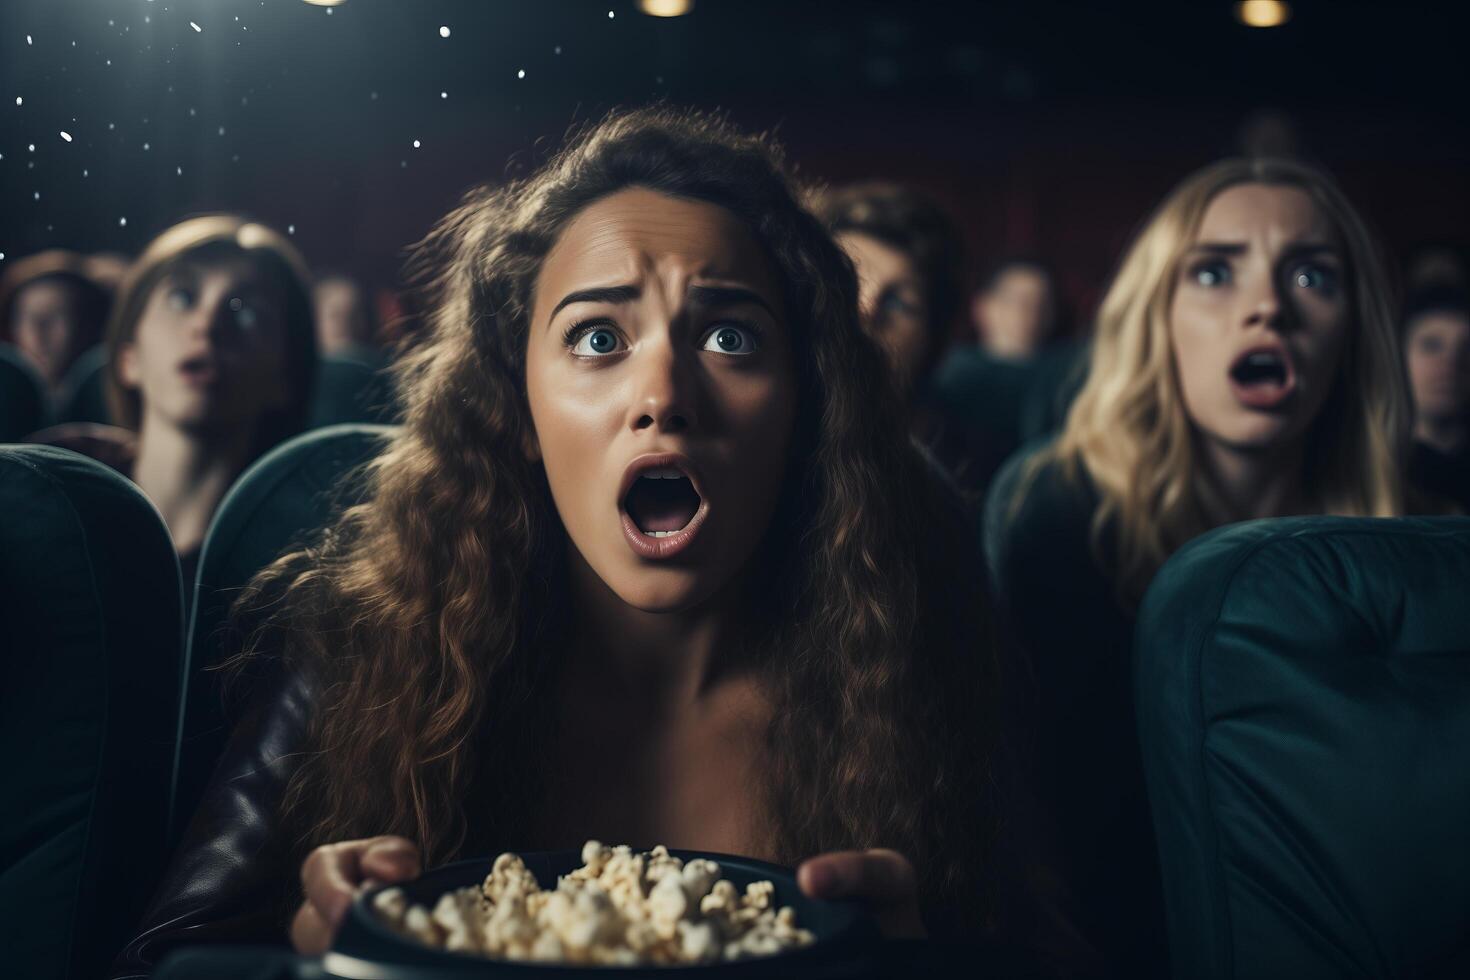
[{"x1": 238, "y1": 106, "x2": 996, "y2": 928}]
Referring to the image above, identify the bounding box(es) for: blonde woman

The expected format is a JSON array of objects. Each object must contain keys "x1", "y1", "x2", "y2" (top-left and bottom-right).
[{"x1": 985, "y1": 157, "x2": 1408, "y2": 975}]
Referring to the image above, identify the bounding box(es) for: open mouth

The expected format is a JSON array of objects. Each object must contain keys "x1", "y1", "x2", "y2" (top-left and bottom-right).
[
  {"x1": 1227, "y1": 345, "x2": 1296, "y2": 409},
  {"x1": 1230, "y1": 350, "x2": 1289, "y2": 388},
  {"x1": 178, "y1": 354, "x2": 220, "y2": 384},
  {"x1": 623, "y1": 467, "x2": 703, "y2": 538}
]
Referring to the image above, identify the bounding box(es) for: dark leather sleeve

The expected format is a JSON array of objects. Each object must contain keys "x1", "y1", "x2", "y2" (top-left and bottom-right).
[{"x1": 109, "y1": 668, "x2": 314, "y2": 979}]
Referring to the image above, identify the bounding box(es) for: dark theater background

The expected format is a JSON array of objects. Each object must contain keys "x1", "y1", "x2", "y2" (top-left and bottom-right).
[{"x1": 4, "y1": 0, "x2": 1468, "y2": 314}]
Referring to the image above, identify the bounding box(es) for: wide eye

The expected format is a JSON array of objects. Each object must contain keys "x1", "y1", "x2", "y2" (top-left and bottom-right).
[
  {"x1": 700, "y1": 323, "x2": 759, "y2": 355},
  {"x1": 879, "y1": 290, "x2": 921, "y2": 318},
  {"x1": 1290, "y1": 263, "x2": 1339, "y2": 295},
  {"x1": 165, "y1": 286, "x2": 195, "y2": 312},
  {"x1": 570, "y1": 326, "x2": 624, "y2": 357},
  {"x1": 1190, "y1": 260, "x2": 1231, "y2": 288},
  {"x1": 228, "y1": 296, "x2": 259, "y2": 331},
  {"x1": 1416, "y1": 335, "x2": 1445, "y2": 356}
]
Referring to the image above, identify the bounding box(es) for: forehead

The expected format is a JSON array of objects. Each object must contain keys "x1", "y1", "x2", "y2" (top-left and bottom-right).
[
  {"x1": 837, "y1": 231, "x2": 917, "y2": 282},
  {"x1": 1195, "y1": 183, "x2": 1336, "y2": 243},
  {"x1": 161, "y1": 253, "x2": 277, "y2": 291},
  {"x1": 16, "y1": 278, "x2": 79, "y2": 309},
  {"x1": 537, "y1": 187, "x2": 780, "y2": 298},
  {"x1": 1409, "y1": 310, "x2": 1470, "y2": 337},
  {"x1": 994, "y1": 266, "x2": 1048, "y2": 292}
]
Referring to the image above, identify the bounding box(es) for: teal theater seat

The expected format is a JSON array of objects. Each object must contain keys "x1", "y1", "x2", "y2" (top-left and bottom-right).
[
  {"x1": 1136, "y1": 516, "x2": 1470, "y2": 979},
  {"x1": 1, "y1": 343, "x2": 49, "y2": 440},
  {"x1": 0, "y1": 445, "x2": 183, "y2": 980},
  {"x1": 54, "y1": 345, "x2": 113, "y2": 426},
  {"x1": 308, "y1": 352, "x2": 398, "y2": 429},
  {"x1": 170, "y1": 424, "x2": 394, "y2": 843}
]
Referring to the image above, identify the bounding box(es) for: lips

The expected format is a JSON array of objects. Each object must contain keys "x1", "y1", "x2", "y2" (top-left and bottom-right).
[
  {"x1": 618, "y1": 453, "x2": 710, "y2": 560},
  {"x1": 177, "y1": 353, "x2": 220, "y2": 386},
  {"x1": 1227, "y1": 342, "x2": 1296, "y2": 410}
]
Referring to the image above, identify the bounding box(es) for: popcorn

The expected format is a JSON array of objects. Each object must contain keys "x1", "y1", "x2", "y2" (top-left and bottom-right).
[{"x1": 373, "y1": 841, "x2": 815, "y2": 965}]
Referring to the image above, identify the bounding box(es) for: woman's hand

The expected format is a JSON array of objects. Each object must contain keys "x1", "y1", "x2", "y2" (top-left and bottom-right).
[
  {"x1": 796, "y1": 848, "x2": 926, "y2": 939},
  {"x1": 290, "y1": 836, "x2": 422, "y2": 955}
]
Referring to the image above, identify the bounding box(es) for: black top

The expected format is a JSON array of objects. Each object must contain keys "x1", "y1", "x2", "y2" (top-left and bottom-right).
[
  {"x1": 1410, "y1": 440, "x2": 1470, "y2": 515},
  {"x1": 984, "y1": 446, "x2": 1166, "y2": 978}
]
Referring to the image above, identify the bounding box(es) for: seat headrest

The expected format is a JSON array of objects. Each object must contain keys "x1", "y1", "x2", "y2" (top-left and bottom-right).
[{"x1": 1136, "y1": 516, "x2": 1470, "y2": 979}]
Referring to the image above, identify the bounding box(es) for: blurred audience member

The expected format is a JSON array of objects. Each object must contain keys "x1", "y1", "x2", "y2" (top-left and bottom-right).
[
  {"x1": 971, "y1": 258, "x2": 1062, "y2": 360},
  {"x1": 1235, "y1": 107, "x2": 1308, "y2": 161},
  {"x1": 313, "y1": 273, "x2": 381, "y2": 360},
  {"x1": 816, "y1": 182, "x2": 963, "y2": 397},
  {"x1": 0, "y1": 249, "x2": 111, "y2": 392},
  {"x1": 989, "y1": 157, "x2": 1408, "y2": 977},
  {"x1": 1403, "y1": 286, "x2": 1470, "y2": 511},
  {"x1": 931, "y1": 258, "x2": 1072, "y2": 495},
  {"x1": 103, "y1": 215, "x2": 317, "y2": 592},
  {"x1": 816, "y1": 182, "x2": 984, "y2": 492}
]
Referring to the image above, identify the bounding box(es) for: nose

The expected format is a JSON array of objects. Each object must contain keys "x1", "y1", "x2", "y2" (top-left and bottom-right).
[
  {"x1": 628, "y1": 334, "x2": 697, "y2": 435},
  {"x1": 1243, "y1": 268, "x2": 1292, "y2": 332},
  {"x1": 188, "y1": 297, "x2": 231, "y2": 345}
]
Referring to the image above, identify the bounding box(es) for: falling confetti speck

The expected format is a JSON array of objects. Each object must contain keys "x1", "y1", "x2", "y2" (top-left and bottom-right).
[
  {"x1": 288, "y1": 225, "x2": 296, "y2": 234},
  {"x1": 33, "y1": 191, "x2": 40, "y2": 200},
  {"x1": 370, "y1": 91, "x2": 378, "y2": 100},
  {"x1": 190, "y1": 22, "x2": 202, "y2": 33},
  {"x1": 14, "y1": 96, "x2": 21, "y2": 106},
  {"x1": 177, "y1": 166, "x2": 182, "y2": 175},
  {"x1": 440, "y1": 91, "x2": 447, "y2": 99},
  {"x1": 608, "y1": 10, "x2": 615, "y2": 18},
  {"x1": 555, "y1": 45, "x2": 562, "y2": 54},
  {"x1": 60, "y1": 131, "x2": 72, "y2": 142},
  {"x1": 413, "y1": 139, "x2": 421, "y2": 148},
  {"x1": 26, "y1": 35, "x2": 32, "y2": 45},
  {"x1": 439, "y1": 25, "x2": 451, "y2": 38},
  {"x1": 119, "y1": 217, "x2": 127, "y2": 227},
  {"x1": 143, "y1": 142, "x2": 151, "y2": 150},
  {"x1": 517, "y1": 69, "x2": 526, "y2": 79},
  {"x1": 82, "y1": 169, "x2": 88, "y2": 176},
  {"x1": 0, "y1": 253, "x2": 5, "y2": 261},
  {"x1": 218, "y1": 126, "x2": 226, "y2": 135},
  {"x1": 27, "y1": 143, "x2": 34, "y2": 152}
]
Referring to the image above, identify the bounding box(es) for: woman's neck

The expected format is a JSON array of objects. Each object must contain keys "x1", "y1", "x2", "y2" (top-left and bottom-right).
[
  {"x1": 563, "y1": 549, "x2": 754, "y2": 718},
  {"x1": 1198, "y1": 436, "x2": 1309, "y2": 526},
  {"x1": 1416, "y1": 415, "x2": 1468, "y2": 456},
  {"x1": 132, "y1": 412, "x2": 253, "y2": 554}
]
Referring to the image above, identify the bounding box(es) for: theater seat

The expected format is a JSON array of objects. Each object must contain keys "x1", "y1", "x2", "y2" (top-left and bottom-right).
[
  {"x1": 0, "y1": 445, "x2": 183, "y2": 980},
  {"x1": 308, "y1": 351, "x2": 398, "y2": 429},
  {"x1": 54, "y1": 345, "x2": 112, "y2": 426},
  {"x1": 1135, "y1": 516, "x2": 1470, "y2": 979},
  {"x1": 1, "y1": 343, "x2": 49, "y2": 440},
  {"x1": 170, "y1": 423, "x2": 394, "y2": 844}
]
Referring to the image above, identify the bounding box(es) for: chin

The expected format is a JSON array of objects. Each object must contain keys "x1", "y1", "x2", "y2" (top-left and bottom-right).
[
  {"x1": 610, "y1": 570, "x2": 722, "y2": 614},
  {"x1": 1211, "y1": 415, "x2": 1302, "y2": 454}
]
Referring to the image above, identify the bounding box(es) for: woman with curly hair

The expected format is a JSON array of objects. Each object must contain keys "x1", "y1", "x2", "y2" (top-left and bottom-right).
[
  {"x1": 112, "y1": 107, "x2": 1003, "y2": 976},
  {"x1": 986, "y1": 157, "x2": 1409, "y2": 975}
]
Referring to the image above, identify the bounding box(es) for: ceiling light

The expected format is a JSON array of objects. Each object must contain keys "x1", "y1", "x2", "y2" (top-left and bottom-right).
[
  {"x1": 1236, "y1": 1, "x2": 1291, "y2": 28},
  {"x1": 638, "y1": 0, "x2": 693, "y2": 17}
]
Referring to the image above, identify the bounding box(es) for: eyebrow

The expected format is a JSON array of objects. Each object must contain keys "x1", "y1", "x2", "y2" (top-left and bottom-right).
[
  {"x1": 1188, "y1": 241, "x2": 1340, "y2": 258},
  {"x1": 687, "y1": 284, "x2": 776, "y2": 317},
  {"x1": 546, "y1": 282, "x2": 776, "y2": 326}
]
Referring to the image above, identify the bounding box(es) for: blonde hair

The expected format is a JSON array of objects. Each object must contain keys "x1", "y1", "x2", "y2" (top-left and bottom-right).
[
  {"x1": 1043, "y1": 157, "x2": 1408, "y2": 602},
  {"x1": 104, "y1": 214, "x2": 317, "y2": 453}
]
